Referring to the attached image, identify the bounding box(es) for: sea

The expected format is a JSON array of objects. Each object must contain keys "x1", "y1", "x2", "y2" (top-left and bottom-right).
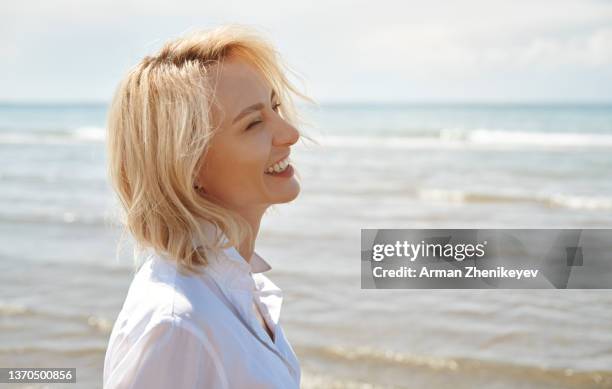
[{"x1": 1, "y1": 102, "x2": 611, "y2": 388}]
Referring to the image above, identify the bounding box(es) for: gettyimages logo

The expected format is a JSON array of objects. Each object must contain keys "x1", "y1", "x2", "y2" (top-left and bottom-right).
[
  {"x1": 371, "y1": 240, "x2": 488, "y2": 262},
  {"x1": 361, "y1": 229, "x2": 612, "y2": 289}
]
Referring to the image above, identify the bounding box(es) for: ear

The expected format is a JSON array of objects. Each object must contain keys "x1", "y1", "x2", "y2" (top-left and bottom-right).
[{"x1": 194, "y1": 183, "x2": 207, "y2": 194}]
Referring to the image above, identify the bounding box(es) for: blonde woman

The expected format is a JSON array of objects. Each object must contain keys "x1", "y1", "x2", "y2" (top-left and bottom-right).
[{"x1": 103, "y1": 25, "x2": 310, "y2": 388}]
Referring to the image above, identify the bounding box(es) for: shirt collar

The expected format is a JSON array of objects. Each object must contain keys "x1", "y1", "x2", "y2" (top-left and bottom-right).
[
  {"x1": 192, "y1": 218, "x2": 285, "y2": 339},
  {"x1": 192, "y1": 218, "x2": 272, "y2": 289}
]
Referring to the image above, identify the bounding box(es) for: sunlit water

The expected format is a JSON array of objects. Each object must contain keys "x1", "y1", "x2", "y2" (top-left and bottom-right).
[{"x1": 1, "y1": 103, "x2": 611, "y2": 388}]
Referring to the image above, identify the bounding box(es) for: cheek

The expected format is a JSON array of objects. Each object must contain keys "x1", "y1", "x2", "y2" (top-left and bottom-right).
[
  {"x1": 203, "y1": 136, "x2": 270, "y2": 198},
  {"x1": 238, "y1": 134, "x2": 271, "y2": 175}
]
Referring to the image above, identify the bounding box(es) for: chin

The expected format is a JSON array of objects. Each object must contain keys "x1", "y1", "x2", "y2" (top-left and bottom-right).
[{"x1": 272, "y1": 185, "x2": 300, "y2": 204}]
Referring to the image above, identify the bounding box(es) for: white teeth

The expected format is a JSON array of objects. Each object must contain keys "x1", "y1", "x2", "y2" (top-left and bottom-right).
[{"x1": 266, "y1": 157, "x2": 290, "y2": 174}]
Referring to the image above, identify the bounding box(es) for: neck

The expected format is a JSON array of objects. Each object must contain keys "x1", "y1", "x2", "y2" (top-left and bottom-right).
[{"x1": 234, "y1": 205, "x2": 267, "y2": 262}]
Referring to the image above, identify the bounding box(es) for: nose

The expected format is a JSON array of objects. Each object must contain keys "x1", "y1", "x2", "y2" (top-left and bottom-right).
[{"x1": 272, "y1": 116, "x2": 300, "y2": 147}]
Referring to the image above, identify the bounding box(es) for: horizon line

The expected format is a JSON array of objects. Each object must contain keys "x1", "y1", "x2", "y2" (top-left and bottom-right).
[{"x1": 0, "y1": 99, "x2": 611, "y2": 107}]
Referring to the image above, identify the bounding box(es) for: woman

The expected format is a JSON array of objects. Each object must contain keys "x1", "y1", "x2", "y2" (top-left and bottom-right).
[{"x1": 103, "y1": 25, "x2": 311, "y2": 388}]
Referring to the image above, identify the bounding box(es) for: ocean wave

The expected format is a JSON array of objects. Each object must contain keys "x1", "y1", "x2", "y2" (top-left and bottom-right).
[
  {"x1": 2, "y1": 127, "x2": 611, "y2": 149},
  {"x1": 71, "y1": 126, "x2": 106, "y2": 141},
  {"x1": 417, "y1": 188, "x2": 612, "y2": 210},
  {"x1": 299, "y1": 344, "x2": 612, "y2": 387},
  {"x1": 0, "y1": 211, "x2": 120, "y2": 227},
  {"x1": 0, "y1": 126, "x2": 106, "y2": 144},
  {"x1": 301, "y1": 369, "x2": 401, "y2": 389},
  {"x1": 0, "y1": 301, "x2": 113, "y2": 334},
  {"x1": 0, "y1": 302, "x2": 31, "y2": 316},
  {"x1": 86, "y1": 316, "x2": 114, "y2": 333},
  {"x1": 0, "y1": 345, "x2": 107, "y2": 357},
  {"x1": 318, "y1": 129, "x2": 612, "y2": 150},
  {"x1": 440, "y1": 128, "x2": 612, "y2": 147}
]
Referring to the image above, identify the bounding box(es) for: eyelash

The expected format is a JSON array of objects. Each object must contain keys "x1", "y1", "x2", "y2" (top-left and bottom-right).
[
  {"x1": 245, "y1": 102, "x2": 282, "y2": 130},
  {"x1": 246, "y1": 120, "x2": 262, "y2": 130}
]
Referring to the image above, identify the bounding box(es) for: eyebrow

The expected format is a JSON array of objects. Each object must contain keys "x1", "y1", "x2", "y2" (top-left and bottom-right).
[{"x1": 231, "y1": 90, "x2": 277, "y2": 125}]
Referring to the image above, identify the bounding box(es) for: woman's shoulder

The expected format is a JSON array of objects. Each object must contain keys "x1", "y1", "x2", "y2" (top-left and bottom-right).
[
  {"x1": 112, "y1": 250, "x2": 227, "y2": 342},
  {"x1": 103, "y1": 252, "x2": 234, "y2": 388}
]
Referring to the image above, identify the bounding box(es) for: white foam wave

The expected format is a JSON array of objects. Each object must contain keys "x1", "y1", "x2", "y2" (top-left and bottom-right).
[
  {"x1": 87, "y1": 315, "x2": 113, "y2": 333},
  {"x1": 318, "y1": 129, "x2": 612, "y2": 150},
  {"x1": 0, "y1": 302, "x2": 29, "y2": 315},
  {"x1": 3, "y1": 126, "x2": 611, "y2": 149},
  {"x1": 0, "y1": 126, "x2": 106, "y2": 144},
  {"x1": 0, "y1": 301, "x2": 113, "y2": 334},
  {"x1": 71, "y1": 126, "x2": 106, "y2": 141},
  {"x1": 549, "y1": 194, "x2": 612, "y2": 211},
  {"x1": 417, "y1": 188, "x2": 612, "y2": 211},
  {"x1": 441, "y1": 128, "x2": 612, "y2": 148}
]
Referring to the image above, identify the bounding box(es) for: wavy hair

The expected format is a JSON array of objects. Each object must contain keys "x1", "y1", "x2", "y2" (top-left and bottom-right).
[{"x1": 106, "y1": 24, "x2": 313, "y2": 275}]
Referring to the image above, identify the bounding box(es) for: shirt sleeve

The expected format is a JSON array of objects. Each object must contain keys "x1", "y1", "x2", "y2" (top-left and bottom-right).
[{"x1": 104, "y1": 316, "x2": 228, "y2": 389}]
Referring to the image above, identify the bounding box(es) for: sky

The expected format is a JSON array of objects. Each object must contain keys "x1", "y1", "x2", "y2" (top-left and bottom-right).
[{"x1": 1, "y1": 0, "x2": 611, "y2": 103}]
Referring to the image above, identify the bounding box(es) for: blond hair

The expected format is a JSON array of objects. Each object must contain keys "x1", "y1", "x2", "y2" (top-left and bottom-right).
[{"x1": 106, "y1": 24, "x2": 313, "y2": 275}]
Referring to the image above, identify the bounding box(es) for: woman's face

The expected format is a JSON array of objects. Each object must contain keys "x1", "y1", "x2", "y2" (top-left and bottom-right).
[{"x1": 196, "y1": 56, "x2": 301, "y2": 211}]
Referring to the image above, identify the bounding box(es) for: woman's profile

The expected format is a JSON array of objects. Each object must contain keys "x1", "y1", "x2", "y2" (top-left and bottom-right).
[{"x1": 102, "y1": 24, "x2": 310, "y2": 388}]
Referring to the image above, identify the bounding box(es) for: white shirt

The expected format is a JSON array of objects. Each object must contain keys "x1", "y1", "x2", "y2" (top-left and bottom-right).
[{"x1": 103, "y1": 220, "x2": 301, "y2": 388}]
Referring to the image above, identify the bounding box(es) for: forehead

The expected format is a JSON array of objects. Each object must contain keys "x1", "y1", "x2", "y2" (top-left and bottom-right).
[{"x1": 209, "y1": 56, "x2": 271, "y2": 126}]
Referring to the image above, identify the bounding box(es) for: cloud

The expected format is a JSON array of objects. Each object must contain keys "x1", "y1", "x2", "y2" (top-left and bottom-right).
[
  {"x1": 0, "y1": 0, "x2": 611, "y2": 102},
  {"x1": 355, "y1": 25, "x2": 612, "y2": 77}
]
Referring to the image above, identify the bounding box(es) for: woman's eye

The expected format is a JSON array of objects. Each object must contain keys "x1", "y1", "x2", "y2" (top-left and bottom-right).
[
  {"x1": 246, "y1": 120, "x2": 262, "y2": 130},
  {"x1": 245, "y1": 104, "x2": 280, "y2": 131}
]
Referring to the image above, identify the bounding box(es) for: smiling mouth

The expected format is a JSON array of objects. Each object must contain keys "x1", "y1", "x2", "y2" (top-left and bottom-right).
[{"x1": 264, "y1": 155, "x2": 290, "y2": 175}]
